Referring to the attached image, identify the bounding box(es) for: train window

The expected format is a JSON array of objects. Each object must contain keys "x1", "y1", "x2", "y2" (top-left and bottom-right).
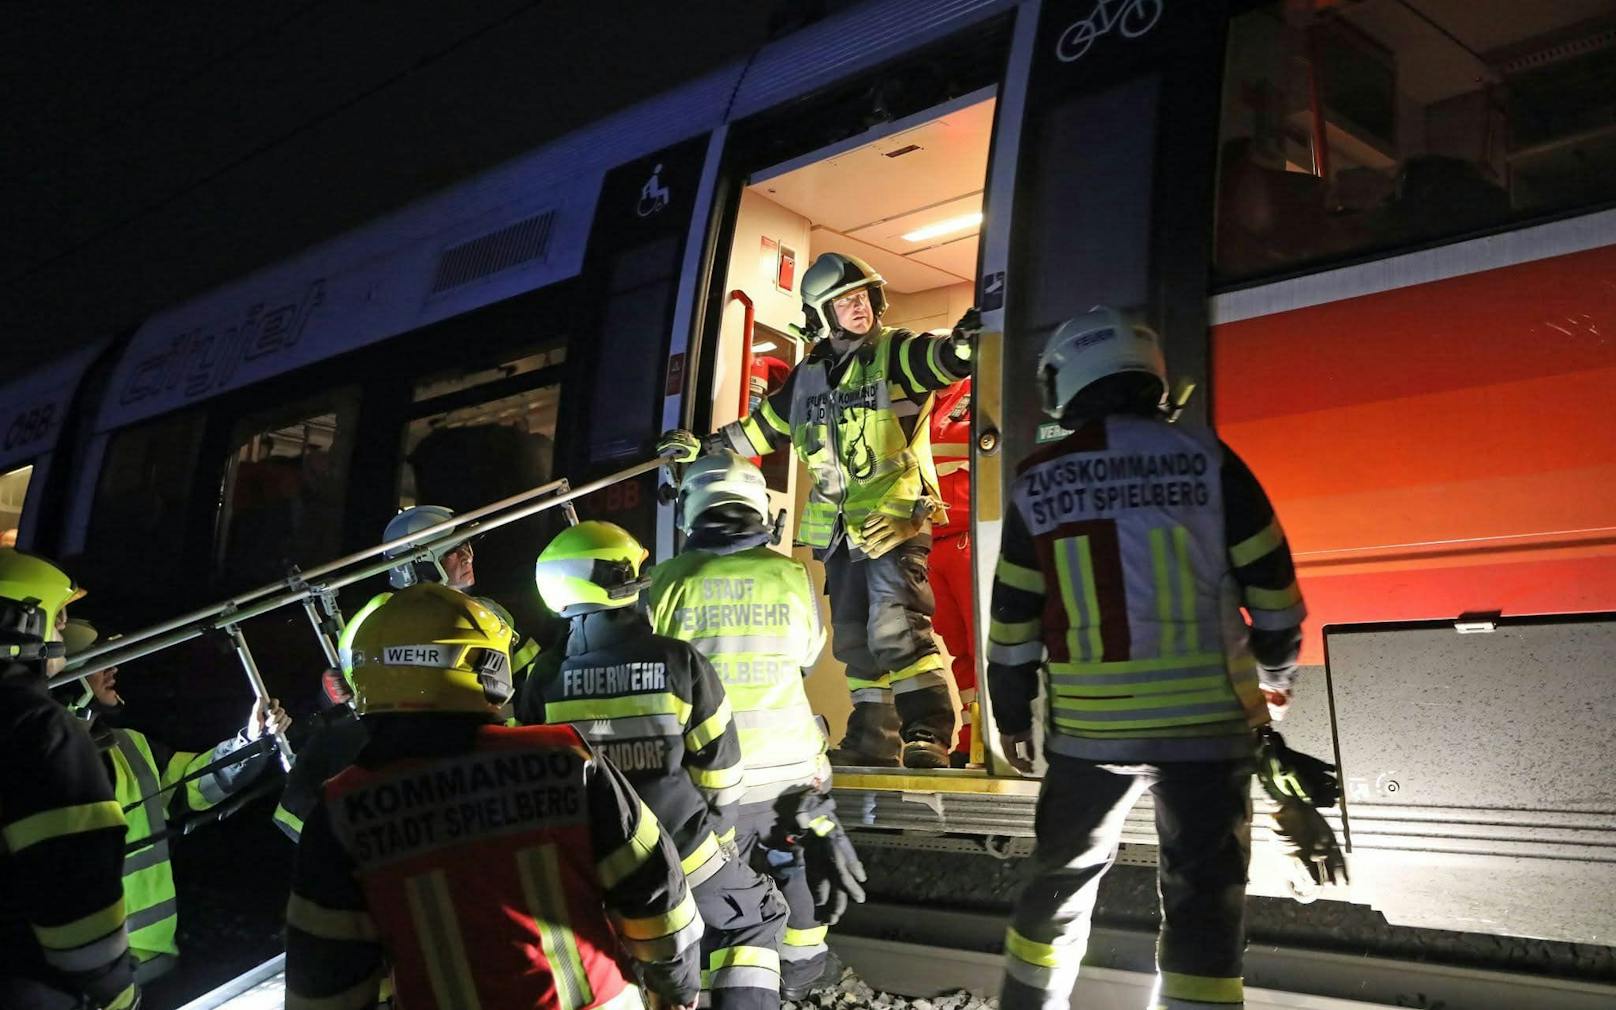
[
  {"x1": 0, "y1": 465, "x2": 31, "y2": 546},
  {"x1": 215, "y1": 392, "x2": 359, "y2": 587},
  {"x1": 83, "y1": 410, "x2": 207, "y2": 607},
  {"x1": 1216, "y1": 1, "x2": 1616, "y2": 283},
  {"x1": 400, "y1": 379, "x2": 561, "y2": 633},
  {"x1": 715, "y1": 93, "x2": 996, "y2": 768},
  {"x1": 411, "y1": 348, "x2": 565, "y2": 403}
]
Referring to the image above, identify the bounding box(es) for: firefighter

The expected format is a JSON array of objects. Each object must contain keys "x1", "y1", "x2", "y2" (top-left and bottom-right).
[
  {"x1": 660, "y1": 252, "x2": 979, "y2": 769},
  {"x1": 285, "y1": 582, "x2": 703, "y2": 1010},
  {"x1": 273, "y1": 505, "x2": 544, "y2": 841},
  {"x1": 647, "y1": 453, "x2": 867, "y2": 998},
  {"x1": 61, "y1": 621, "x2": 289, "y2": 982},
  {"x1": 927, "y1": 375, "x2": 978, "y2": 766},
  {"x1": 382, "y1": 504, "x2": 547, "y2": 682},
  {"x1": 987, "y1": 308, "x2": 1318, "y2": 1010},
  {"x1": 523, "y1": 521, "x2": 788, "y2": 1010},
  {"x1": 0, "y1": 550, "x2": 138, "y2": 1010}
]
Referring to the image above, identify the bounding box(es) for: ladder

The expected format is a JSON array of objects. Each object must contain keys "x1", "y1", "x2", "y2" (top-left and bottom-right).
[{"x1": 50, "y1": 455, "x2": 671, "y2": 770}]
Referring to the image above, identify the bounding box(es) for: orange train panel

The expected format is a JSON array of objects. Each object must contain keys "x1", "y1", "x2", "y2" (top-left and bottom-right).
[{"x1": 1213, "y1": 243, "x2": 1616, "y2": 665}]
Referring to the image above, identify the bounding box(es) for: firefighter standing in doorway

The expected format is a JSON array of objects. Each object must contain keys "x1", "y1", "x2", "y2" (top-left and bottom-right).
[
  {"x1": 60, "y1": 621, "x2": 289, "y2": 983},
  {"x1": 926, "y1": 376, "x2": 978, "y2": 766},
  {"x1": 0, "y1": 550, "x2": 138, "y2": 1010},
  {"x1": 987, "y1": 309, "x2": 1341, "y2": 1010},
  {"x1": 660, "y1": 252, "x2": 978, "y2": 769},
  {"x1": 523, "y1": 521, "x2": 788, "y2": 1010},
  {"x1": 285, "y1": 583, "x2": 703, "y2": 1010},
  {"x1": 647, "y1": 453, "x2": 867, "y2": 998}
]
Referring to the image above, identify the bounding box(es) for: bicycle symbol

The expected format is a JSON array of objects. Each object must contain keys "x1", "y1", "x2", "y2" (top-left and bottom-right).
[{"x1": 1055, "y1": 0, "x2": 1164, "y2": 63}]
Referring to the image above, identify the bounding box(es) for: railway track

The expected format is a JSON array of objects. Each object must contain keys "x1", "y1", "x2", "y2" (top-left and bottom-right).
[{"x1": 177, "y1": 908, "x2": 1616, "y2": 1010}]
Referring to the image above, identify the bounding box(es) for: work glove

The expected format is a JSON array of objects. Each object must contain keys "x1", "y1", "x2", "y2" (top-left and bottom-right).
[
  {"x1": 1271, "y1": 798, "x2": 1349, "y2": 888},
  {"x1": 657, "y1": 428, "x2": 702, "y2": 463},
  {"x1": 794, "y1": 793, "x2": 867, "y2": 924},
  {"x1": 947, "y1": 307, "x2": 983, "y2": 361},
  {"x1": 859, "y1": 510, "x2": 926, "y2": 560},
  {"x1": 1256, "y1": 728, "x2": 1340, "y2": 809}
]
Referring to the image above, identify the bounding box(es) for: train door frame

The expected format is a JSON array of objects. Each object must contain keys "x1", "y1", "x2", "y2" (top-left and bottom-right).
[{"x1": 677, "y1": 8, "x2": 1022, "y2": 776}]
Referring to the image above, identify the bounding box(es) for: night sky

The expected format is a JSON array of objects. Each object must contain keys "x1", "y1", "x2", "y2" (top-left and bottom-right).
[{"x1": 2, "y1": 2, "x2": 821, "y2": 371}]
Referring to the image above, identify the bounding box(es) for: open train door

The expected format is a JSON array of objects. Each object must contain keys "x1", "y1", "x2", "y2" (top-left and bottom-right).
[{"x1": 972, "y1": 0, "x2": 1233, "y2": 775}]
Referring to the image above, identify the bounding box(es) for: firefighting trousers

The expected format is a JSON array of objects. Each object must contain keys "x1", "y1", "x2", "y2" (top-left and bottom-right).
[
  {"x1": 1001, "y1": 755, "x2": 1254, "y2": 1010},
  {"x1": 822, "y1": 536, "x2": 952, "y2": 745},
  {"x1": 694, "y1": 854, "x2": 788, "y2": 1009},
  {"x1": 928, "y1": 531, "x2": 976, "y2": 752},
  {"x1": 733, "y1": 794, "x2": 831, "y2": 994}
]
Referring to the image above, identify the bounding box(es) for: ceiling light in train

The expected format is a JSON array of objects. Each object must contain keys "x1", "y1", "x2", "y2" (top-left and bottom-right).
[{"x1": 902, "y1": 212, "x2": 983, "y2": 243}]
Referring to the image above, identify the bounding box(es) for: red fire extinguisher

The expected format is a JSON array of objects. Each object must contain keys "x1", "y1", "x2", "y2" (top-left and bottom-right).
[{"x1": 748, "y1": 356, "x2": 791, "y2": 414}]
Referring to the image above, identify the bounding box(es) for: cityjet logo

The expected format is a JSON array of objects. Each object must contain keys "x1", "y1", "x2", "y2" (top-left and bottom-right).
[
  {"x1": 118, "y1": 278, "x2": 326, "y2": 407},
  {"x1": 1055, "y1": 0, "x2": 1163, "y2": 63}
]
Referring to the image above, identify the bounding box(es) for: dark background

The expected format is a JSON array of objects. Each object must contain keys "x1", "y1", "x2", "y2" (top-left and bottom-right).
[{"x1": 2, "y1": 1, "x2": 859, "y2": 372}]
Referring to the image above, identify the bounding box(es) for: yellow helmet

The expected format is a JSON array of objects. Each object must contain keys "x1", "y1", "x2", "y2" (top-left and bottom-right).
[
  {"x1": 0, "y1": 548, "x2": 85, "y2": 663},
  {"x1": 533, "y1": 521, "x2": 649, "y2": 618},
  {"x1": 347, "y1": 583, "x2": 514, "y2": 716}
]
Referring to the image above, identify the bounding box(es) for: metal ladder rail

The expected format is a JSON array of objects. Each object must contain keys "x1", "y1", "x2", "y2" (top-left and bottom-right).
[{"x1": 49, "y1": 456, "x2": 667, "y2": 768}]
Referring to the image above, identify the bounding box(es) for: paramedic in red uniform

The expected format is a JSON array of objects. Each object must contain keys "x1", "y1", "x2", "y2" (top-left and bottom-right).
[
  {"x1": 927, "y1": 376, "x2": 977, "y2": 765},
  {"x1": 284, "y1": 583, "x2": 702, "y2": 1010}
]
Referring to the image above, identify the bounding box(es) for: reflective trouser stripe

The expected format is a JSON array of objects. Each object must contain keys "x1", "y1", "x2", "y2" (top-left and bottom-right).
[
  {"x1": 704, "y1": 945, "x2": 781, "y2": 990},
  {"x1": 406, "y1": 870, "x2": 482, "y2": 1010},
  {"x1": 273, "y1": 802, "x2": 305, "y2": 840},
  {"x1": 1153, "y1": 970, "x2": 1245, "y2": 1007},
  {"x1": 889, "y1": 653, "x2": 946, "y2": 692},
  {"x1": 846, "y1": 671, "x2": 890, "y2": 693},
  {"x1": 517, "y1": 844, "x2": 593, "y2": 1010},
  {"x1": 1001, "y1": 925, "x2": 1083, "y2": 997},
  {"x1": 849, "y1": 686, "x2": 892, "y2": 705},
  {"x1": 781, "y1": 924, "x2": 829, "y2": 960}
]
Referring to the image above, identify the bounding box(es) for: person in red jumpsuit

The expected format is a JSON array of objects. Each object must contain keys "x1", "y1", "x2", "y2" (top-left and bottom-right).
[{"x1": 928, "y1": 377, "x2": 977, "y2": 767}]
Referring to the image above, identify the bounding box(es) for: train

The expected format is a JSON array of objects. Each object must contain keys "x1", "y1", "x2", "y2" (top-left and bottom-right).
[{"x1": 5, "y1": 0, "x2": 1614, "y2": 953}]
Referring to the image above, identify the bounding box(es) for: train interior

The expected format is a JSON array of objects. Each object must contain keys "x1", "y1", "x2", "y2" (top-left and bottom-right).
[
  {"x1": 0, "y1": 464, "x2": 30, "y2": 545},
  {"x1": 706, "y1": 92, "x2": 996, "y2": 759}
]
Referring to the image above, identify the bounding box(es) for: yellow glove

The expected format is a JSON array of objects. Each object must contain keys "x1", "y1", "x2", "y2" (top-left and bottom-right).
[
  {"x1": 657, "y1": 428, "x2": 701, "y2": 463},
  {"x1": 859, "y1": 511, "x2": 926, "y2": 559}
]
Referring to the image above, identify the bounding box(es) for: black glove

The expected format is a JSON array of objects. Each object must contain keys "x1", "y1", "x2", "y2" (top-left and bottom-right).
[
  {"x1": 1271, "y1": 798, "x2": 1349, "y2": 888},
  {"x1": 1256, "y1": 729, "x2": 1340, "y2": 809},
  {"x1": 947, "y1": 307, "x2": 982, "y2": 362},
  {"x1": 794, "y1": 793, "x2": 866, "y2": 924}
]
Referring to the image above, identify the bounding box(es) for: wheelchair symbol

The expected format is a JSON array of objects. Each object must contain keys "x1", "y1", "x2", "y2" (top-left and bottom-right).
[{"x1": 638, "y1": 163, "x2": 671, "y2": 218}]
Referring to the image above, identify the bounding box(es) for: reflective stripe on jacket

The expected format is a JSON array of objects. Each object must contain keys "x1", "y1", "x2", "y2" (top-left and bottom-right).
[
  {"x1": 986, "y1": 417, "x2": 1305, "y2": 762},
  {"x1": 648, "y1": 546, "x2": 829, "y2": 804},
  {"x1": 719, "y1": 326, "x2": 970, "y2": 550},
  {"x1": 284, "y1": 721, "x2": 702, "y2": 1010},
  {"x1": 107, "y1": 727, "x2": 266, "y2": 959}
]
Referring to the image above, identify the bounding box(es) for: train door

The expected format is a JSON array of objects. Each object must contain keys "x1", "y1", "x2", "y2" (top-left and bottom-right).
[
  {"x1": 705, "y1": 91, "x2": 999, "y2": 754},
  {"x1": 977, "y1": 0, "x2": 1231, "y2": 780}
]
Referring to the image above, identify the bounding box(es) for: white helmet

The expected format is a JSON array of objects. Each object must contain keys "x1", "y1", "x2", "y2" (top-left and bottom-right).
[
  {"x1": 677, "y1": 452, "x2": 770, "y2": 532},
  {"x1": 383, "y1": 505, "x2": 458, "y2": 589},
  {"x1": 1038, "y1": 306, "x2": 1166, "y2": 421}
]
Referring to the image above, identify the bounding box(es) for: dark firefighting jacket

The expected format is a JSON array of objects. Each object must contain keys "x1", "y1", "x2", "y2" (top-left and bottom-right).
[
  {"x1": 516, "y1": 609, "x2": 745, "y2": 885},
  {"x1": 285, "y1": 716, "x2": 701, "y2": 1010},
  {"x1": 1, "y1": 667, "x2": 137, "y2": 1009}
]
